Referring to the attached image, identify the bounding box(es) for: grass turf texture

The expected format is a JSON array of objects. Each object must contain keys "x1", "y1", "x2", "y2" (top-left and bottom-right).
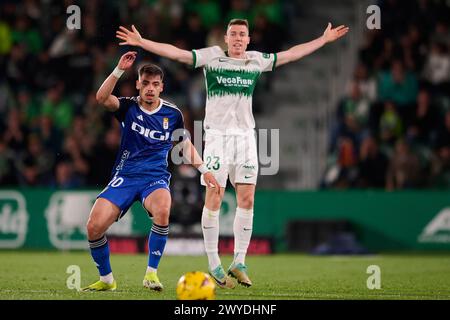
[{"x1": 1, "y1": 252, "x2": 449, "y2": 300}]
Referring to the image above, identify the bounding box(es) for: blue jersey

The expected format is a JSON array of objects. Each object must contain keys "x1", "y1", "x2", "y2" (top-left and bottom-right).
[{"x1": 111, "y1": 96, "x2": 185, "y2": 179}]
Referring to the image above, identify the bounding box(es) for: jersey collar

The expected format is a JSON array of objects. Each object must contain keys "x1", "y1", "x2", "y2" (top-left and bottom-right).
[
  {"x1": 138, "y1": 97, "x2": 163, "y2": 115},
  {"x1": 224, "y1": 50, "x2": 248, "y2": 60}
]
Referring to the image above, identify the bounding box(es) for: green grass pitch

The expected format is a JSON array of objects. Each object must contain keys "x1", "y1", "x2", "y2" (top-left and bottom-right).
[{"x1": 1, "y1": 251, "x2": 450, "y2": 300}]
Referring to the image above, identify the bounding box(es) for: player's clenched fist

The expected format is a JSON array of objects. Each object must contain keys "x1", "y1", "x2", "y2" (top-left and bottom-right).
[{"x1": 118, "y1": 51, "x2": 137, "y2": 70}]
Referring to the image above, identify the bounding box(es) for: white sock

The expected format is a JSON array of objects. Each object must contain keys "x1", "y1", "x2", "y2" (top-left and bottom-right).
[
  {"x1": 146, "y1": 266, "x2": 157, "y2": 274},
  {"x1": 201, "y1": 206, "x2": 221, "y2": 270},
  {"x1": 233, "y1": 207, "x2": 254, "y2": 265},
  {"x1": 100, "y1": 272, "x2": 114, "y2": 284}
]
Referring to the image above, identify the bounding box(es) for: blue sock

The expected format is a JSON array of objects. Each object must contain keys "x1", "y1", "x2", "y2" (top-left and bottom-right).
[
  {"x1": 148, "y1": 224, "x2": 169, "y2": 270},
  {"x1": 89, "y1": 235, "x2": 112, "y2": 276}
]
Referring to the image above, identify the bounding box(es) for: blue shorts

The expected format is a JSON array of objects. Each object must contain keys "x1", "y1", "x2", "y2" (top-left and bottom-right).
[{"x1": 97, "y1": 174, "x2": 170, "y2": 220}]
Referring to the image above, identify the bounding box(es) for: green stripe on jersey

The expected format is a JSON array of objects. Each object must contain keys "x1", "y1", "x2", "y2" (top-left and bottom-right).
[
  {"x1": 205, "y1": 67, "x2": 260, "y2": 98},
  {"x1": 272, "y1": 53, "x2": 277, "y2": 71},
  {"x1": 192, "y1": 50, "x2": 197, "y2": 69}
]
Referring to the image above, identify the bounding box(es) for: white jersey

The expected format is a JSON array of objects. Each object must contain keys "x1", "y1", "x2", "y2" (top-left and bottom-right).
[{"x1": 192, "y1": 46, "x2": 277, "y2": 135}]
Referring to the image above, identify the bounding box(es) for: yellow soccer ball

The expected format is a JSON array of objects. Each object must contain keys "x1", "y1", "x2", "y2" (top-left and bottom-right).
[{"x1": 176, "y1": 271, "x2": 216, "y2": 300}]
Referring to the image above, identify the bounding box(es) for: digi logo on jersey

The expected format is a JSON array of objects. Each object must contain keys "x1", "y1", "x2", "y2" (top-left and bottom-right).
[{"x1": 131, "y1": 122, "x2": 170, "y2": 141}]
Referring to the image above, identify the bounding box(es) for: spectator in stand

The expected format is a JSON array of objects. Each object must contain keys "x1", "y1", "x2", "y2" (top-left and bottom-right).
[
  {"x1": 422, "y1": 42, "x2": 450, "y2": 95},
  {"x1": 0, "y1": 138, "x2": 17, "y2": 186},
  {"x1": 34, "y1": 115, "x2": 62, "y2": 154},
  {"x1": 386, "y1": 138, "x2": 422, "y2": 190},
  {"x1": 249, "y1": 13, "x2": 283, "y2": 54},
  {"x1": 206, "y1": 24, "x2": 227, "y2": 49},
  {"x1": 0, "y1": 18, "x2": 12, "y2": 55},
  {"x1": 3, "y1": 108, "x2": 28, "y2": 153},
  {"x1": 326, "y1": 137, "x2": 359, "y2": 189},
  {"x1": 59, "y1": 134, "x2": 89, "y2": 185},
  {"x1": 82, "y1": 91, "x2": 108, "y2": 140},
  {"x1": 40, "y1": 84, "x2": 74, "y2": 131},
  {"x1": 326, "y1": 0, "x2": 450, "y2": 189},
  {"x1": 331, "y1": 82, "x2": 370, "y2": 151},
  {"x1": 17, "y1": 134, "x2": 54, "y2": 186},
  {"x1": 250, "y1": 0, "x2": 283, "y2": 27},
  {"x1": 430, "y1": 110, "x2": 450, "y2": 188},
  {"x1": 356, "y1": 136, "x2": 389, "y2": 188},
  {"x1": 358, "y1": 29, "x2": 384, "y2": 72},
  {"x1": 406, "y1": 89, "x2": 436, "y2": 146},
  {"x1": 225, "y1": 0, "x2": 250, "y2": 23},
  {"x1": 379, "y1": 101, "x2": 403, "y2": 147},
  {"x1": 374, "y1": 38, "x2": 397, "y2": 71},
  {"x1": 399, "y1": 24, "x2": 427, "y2": 72},
  {"x1": 378, "y1": 60, "x2": 418, "y2": 122},
  {"x1": 0, "y1": 80, "x2": 15, "y2": 123},
  {"x1": 431, "y1": 21, "x2": 450, "y2": 45},
  {"x1": 17, "y1": 88, "x2": 40, "y2": 128},
  {"x1": 183, "y1": 12, "x2": 207, "y2": 50},
  {"x1": 6, "y1": 43, "x2": 31, "y2": 90},
  {"x1": 50, "y1": 160, "x2": 83, "y2": 189},
  {"x1": 433, "y1": 110, "x2": 450, "y2": 162},
  {"x1": 11, "y1": 15, "x2": 43, "y2": 54},
  {"x1": 66, "y1": 38, "x2": 94, "y2": 95},
  {"x1": 186, "y1": 0, "x2": 221, "y2": 30},
  {"x1": 352, "y1": 63, "x2": 377, "y2": 103}
]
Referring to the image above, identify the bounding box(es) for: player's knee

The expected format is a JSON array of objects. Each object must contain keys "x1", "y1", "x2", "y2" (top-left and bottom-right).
[
  {"x1": 151, "y1": 205, "x2": 171, "y2": 224},
  {"x1": 206, "y1": 191, "x2": 224, "y2": 211},
  {"x1": 209, "y1": 197, "x2": 223, "y2": 211},
  {"x1": 86, "y1": 219, "x2": 106, "y2": 240},
  {"x1": 237, "y1": 193, "x2": 254, "y2": 209}
]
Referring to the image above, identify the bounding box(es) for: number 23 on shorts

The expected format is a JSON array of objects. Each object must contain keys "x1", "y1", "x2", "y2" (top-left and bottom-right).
[{"x1": 206, "y1": 156, "x2": 220, "y2": 170}]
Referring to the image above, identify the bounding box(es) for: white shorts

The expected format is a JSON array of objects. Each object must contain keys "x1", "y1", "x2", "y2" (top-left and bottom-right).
[{"x1": 200, "y1": 133, "x2": 258, "y2": 188}]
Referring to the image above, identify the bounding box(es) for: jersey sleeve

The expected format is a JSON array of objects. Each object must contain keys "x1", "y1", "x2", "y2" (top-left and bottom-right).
[
  {"x1": 254, "y1": 51, "x2": 278, "y2": 72},
  {"x1": 173, "y1": 110, "x2": 188, "y2": 143},
  {"x1": 192, "y1": 46, "x2": 222, "y2": 68},
  {"x1": 114, "y1": 97, "x2": 134, "y2": 122},
  {"x1": 174, "y1": 111, "x2": 184, "y2": 130}
]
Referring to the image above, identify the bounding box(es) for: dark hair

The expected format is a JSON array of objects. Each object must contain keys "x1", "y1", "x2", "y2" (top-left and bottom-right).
[
  {"x1": 227, "y1": 19, "x2": 249, "y2": 30},
  {"x1": 138, "y1": 64, "x2": 164, "y2": 81}
]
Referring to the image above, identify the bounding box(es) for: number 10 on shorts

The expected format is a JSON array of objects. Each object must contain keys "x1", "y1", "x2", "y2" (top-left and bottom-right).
[{"x1": 109, "y1": 176, "x2": 124, "y2": 187}]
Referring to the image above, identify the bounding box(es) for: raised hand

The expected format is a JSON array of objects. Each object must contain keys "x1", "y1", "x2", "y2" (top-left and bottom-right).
[
  {"x1": 323, "y1": 23, "x2": 349, "y2": 43},
  {"x1": 116, "y1": 25, "x2": 143, "y2": 47},
  {"x1": 117, "y1": 51, "x2": 137, "y2": 70}
]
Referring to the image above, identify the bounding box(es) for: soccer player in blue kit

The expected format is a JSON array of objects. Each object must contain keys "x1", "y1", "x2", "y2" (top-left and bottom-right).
[{"x1": 82, "y1": 51, "x2": 220, "y2": 292}]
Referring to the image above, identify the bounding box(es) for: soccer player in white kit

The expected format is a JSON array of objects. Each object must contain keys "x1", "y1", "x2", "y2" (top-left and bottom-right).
[{"x1": 117, "y1": 19, "x2": 348, "y2": 288}]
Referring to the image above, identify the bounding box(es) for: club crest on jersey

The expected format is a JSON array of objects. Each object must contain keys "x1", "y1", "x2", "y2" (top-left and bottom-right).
[
  {"x1": 163, "y1": 117, "x2": 169, "y2": 129},
  {"x1": 131, "y1": 122, "x2": 169, "y2": 141}
]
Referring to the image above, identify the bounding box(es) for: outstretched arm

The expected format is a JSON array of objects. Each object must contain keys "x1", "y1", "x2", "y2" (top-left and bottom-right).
[
  {"x1": 96, "y1": 51, "x2": 137, "y2": 111},
  {"x1": 116, "y1": 25, "x2": 193, "y2": 66},
  {"x1": 276, "y1": 23, "x2": 349, "y2": 67},
  {"x1": 177, "y1": 138, "x2": 221, "y2": 193}
]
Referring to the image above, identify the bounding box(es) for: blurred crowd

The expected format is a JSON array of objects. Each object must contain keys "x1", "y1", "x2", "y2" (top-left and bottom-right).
[
  {"x1": 3, "y1": 0, "x2": 448, "y2": 192},
  {"x1": 0, "y1": 0, "x2": 288, "y2": 190},
  {"x1": 323, "y1": 0, "x2": 450, "y2": 190}
]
